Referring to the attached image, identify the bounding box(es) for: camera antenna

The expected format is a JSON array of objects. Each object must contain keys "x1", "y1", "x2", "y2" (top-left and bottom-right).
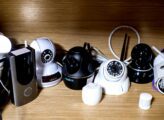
[{"x1": 120, "y1": 33, "x2": 129, "y2": 61}]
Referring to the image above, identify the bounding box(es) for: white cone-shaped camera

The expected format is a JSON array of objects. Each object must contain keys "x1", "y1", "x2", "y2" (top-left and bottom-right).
[
  {"x1": 94, "y1": 59, "x2": 130, "y2": 95},
  {"x1": 30, "y1": 37, "x2": 62, "y2": 88}
]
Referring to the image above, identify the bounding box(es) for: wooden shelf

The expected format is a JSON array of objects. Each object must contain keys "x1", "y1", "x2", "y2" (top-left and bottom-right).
[{"x1": 0, "y1": 0, "x2": 164, "y2": 120}]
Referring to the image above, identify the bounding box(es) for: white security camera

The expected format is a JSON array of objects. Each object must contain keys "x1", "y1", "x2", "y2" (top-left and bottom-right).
[
  {"x1": 153, "y1": 54, "x2": 164, "y2": 94},
  {"x1": 94, "y1": 59, "x2": 130, "y2": 95},
  {"x1": 30, "y1": 37, "x2": 62, "y2": 88}
]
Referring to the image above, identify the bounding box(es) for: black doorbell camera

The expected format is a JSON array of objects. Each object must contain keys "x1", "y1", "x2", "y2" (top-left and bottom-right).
[{"x1": 8, "y1": 45, "x2": 38, "y2": 106}]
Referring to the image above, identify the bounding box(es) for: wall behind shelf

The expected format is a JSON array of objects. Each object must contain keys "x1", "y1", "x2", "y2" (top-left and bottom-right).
[{"x1": 0, "y1": 0, "x2": 164, "y2": 52}]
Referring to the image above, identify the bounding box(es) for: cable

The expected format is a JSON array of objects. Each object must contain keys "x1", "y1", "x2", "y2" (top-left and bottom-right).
[
  {"x1": 108, "y1": 25, "x2": 141, "y2": 63},
  {"x1": 152, "y1": 46, "x2": 164, "y2": 59},
  {"x1": 0, "y1": 58, "x2": 10, "y2": 95},
  {"x1": 0, "y1": 80, "x2": 10, "y2": 95},
  {"x1": 90, "y1": 46, "x2": 109, "y2": 63}
]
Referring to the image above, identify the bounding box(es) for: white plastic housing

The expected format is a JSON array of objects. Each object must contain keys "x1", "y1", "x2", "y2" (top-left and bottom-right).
[
  {"x1": 153, "y1": 54, "x2": 164, "y2": 94},
  {"x1": 41, "y1": 62, "x2": 62, "y2": 88},
  {"x1": 82, "y1": 83, "x2": 102, "y2": 106},
  {"x1": 94, "y1": 59, "x2": 130, "y2": 95},
  {"x1": 154, "y1": 53, "x2": 164, "y2": 66},
  {"x1": 30, "y1": 37, "x2": 55, "y2": 65},
  {"x1": 139, "y1": 92, "x2": 153, "y2": 110},
  {"x1": 0, "y1": 34, "x2": 12, "y2": 57},
  {"x1": 154, "y1": 62, "x2": 164, "y2": 83},
  {"x1": 30, "y1": 38, "x2": 62, "y2": 88}
]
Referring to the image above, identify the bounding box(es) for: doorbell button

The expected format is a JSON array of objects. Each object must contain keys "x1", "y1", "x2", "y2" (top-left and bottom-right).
[
  {"x1": 24, "y1": 87, "x2": 33, "y2": 97},
  {"x1": 139, "y1": 92, "x2": 153, "y2": 110},
  {"x1": 82, "y1": 83, "x2": 102, "y2": 106}
]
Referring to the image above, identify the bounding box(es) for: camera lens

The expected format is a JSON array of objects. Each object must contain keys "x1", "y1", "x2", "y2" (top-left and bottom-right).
[
  {"x1": 107, "y1": 61, "x2": 123, "y2": 77},
  {"x1": 157, "y1": 78, "x2": 164, "y2": 94},
  {"x1": 41, "y1": 49, "x2": 53, "y2": 63},
  {"x1": 44, "y1": 54, "x2": 50, "y2": 61}
]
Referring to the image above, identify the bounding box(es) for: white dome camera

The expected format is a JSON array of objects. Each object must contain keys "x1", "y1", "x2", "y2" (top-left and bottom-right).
[
  {"x1": 30, "y1": 37, "x2": 62, "y2": 88},
  {"x1": 94, "y1": 59, "x2": 130, "y2": 95}
]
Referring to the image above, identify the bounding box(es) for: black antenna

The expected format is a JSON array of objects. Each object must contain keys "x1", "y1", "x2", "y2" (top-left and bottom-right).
[{"x1": 120, "y1": 33, "x2": 129, "y2": 61}]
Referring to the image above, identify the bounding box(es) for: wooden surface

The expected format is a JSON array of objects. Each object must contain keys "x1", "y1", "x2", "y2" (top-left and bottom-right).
[
  {"x1": 2, "y1": 82, "x2": 164, "y2": 120},
  {"x1": 0, "y1": 0, "x2": 164, "y2": 120}
]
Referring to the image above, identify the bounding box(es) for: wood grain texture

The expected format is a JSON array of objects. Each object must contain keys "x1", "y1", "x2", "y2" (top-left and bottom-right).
[
  {"x1": 0, "y1": 0, "x2": 164, "y2": 120},
  {"x1": 2, "y1": 82, "x2": 164, "y2": 120}
]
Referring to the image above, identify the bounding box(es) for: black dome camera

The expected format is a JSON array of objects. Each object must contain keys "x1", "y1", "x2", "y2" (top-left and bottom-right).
[
  {"x1": 62, "y1": 43, "x2": 99, "y2": 90},
  {"x1": 128, "y1": 43, "x2": 154, "y2": 83}
]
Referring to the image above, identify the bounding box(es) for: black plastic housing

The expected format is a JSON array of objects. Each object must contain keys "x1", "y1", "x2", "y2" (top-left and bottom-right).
[
  {"x1": 128, "y1": 43, "x2": 155, "y2": 83},
  {"x1": 62, "y1": 44, "x2": 99, "y2": 90}
]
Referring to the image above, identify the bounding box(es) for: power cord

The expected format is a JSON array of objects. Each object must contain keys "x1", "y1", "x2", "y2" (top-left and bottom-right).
[
  {"x1": 90, "y1": 46, "x2": 109, "y2": 63},
  {"x1": 0, "y1": 80, "x2": 10, "y2": 95},
  {"x1": 0, "y1": 60, "x2": 10, "y2": 95},
  {"x1": 108, "y1": 25, "x2": 141, "y2": 63}
]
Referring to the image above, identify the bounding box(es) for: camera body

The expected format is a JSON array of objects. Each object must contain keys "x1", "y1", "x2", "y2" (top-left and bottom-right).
[
  {"x1": 94, "y1": 59, "x2": 130, "y2": 95},
  {"x1": 128, "y1": 43, "x2": 154, "y2": 83},
  {"x1": 153, "y1": 53, "x2": 164, "y2": 94},
  {"x1": 30, "y1": 38, "x2": 62, "y2": 88},
  {"x1": 62, "y1": 44, "x2": 99, "y2": 90},
  {"x1": 9, "y1": 46, "x2": 38, "y2": 106}
]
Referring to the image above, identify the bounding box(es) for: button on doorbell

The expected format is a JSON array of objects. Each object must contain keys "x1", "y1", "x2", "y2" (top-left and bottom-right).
[{"x1": 24, "y1": 87, "x2": 33, "y2": 97}]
